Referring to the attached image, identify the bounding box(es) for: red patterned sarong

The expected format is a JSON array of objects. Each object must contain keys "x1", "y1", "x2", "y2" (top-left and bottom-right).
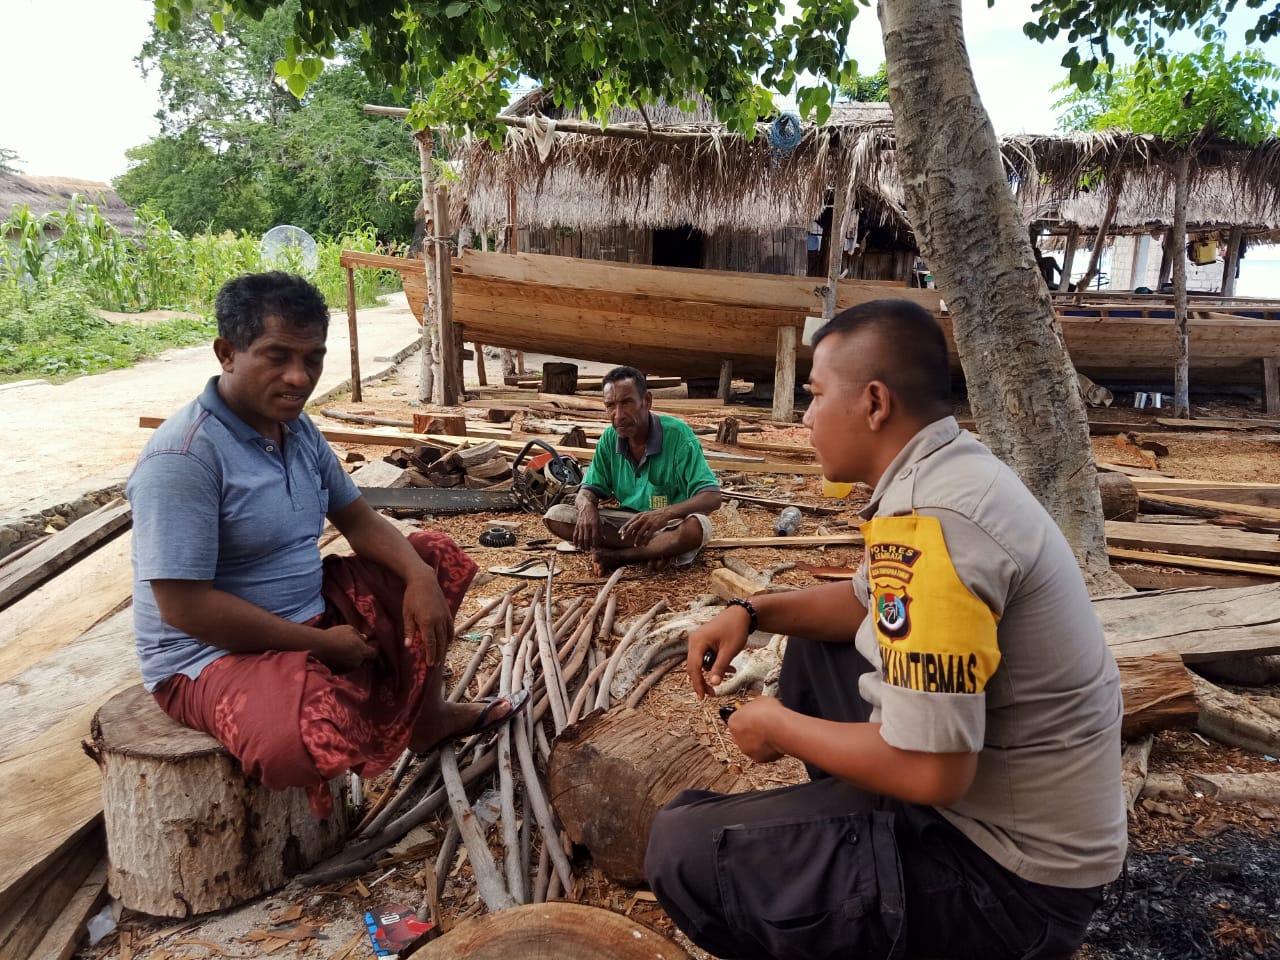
[{"x1": 153, "y1": 531, "x2": 477, "y2": 817}]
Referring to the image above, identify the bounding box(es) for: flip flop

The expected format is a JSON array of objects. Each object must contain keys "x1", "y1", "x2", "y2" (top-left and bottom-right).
[
  {"x1": 555, "y1": 541, "x2": 581, "y2": 553},
  {"x1": 416, "y1": 689, "x2": 531, "y2": 757},
  {"x1": 490, "y1": 557, "x2": 554, "y2": 578}
]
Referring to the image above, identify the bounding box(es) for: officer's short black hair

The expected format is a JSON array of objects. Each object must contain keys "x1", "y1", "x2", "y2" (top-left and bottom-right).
[
  {"x1": 602, "y1": 366, "x2": 649, "y2": 396},
  {"x1": 215, "y1": 272, "x2": 329, "y2": 350},
  {"x1": 810, "y1": 299, "x2": 951, "y2": 417}
]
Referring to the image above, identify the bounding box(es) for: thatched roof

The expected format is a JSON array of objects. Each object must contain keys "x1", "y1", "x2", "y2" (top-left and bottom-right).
[
  {"x1": 452, "y1": 98, "x2": 1280, "y2": 243},
  {"x1": 453, "y1": 91, "x2": 906, "y2": 235},
  {"x1": 0, "y1": 173, "x2": 138, "y2": 234}
]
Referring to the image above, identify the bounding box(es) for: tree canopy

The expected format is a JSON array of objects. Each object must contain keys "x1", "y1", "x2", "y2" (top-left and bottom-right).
[
  {"x1": 838, "y1": 62, "x2": 889, "y2": 103},
  {"x1": 119, "y1": 0, "x2": 420, "y2": 239},
  {"x1": 1055, "y1": 38, "x2": 1279, "y2": 145}
]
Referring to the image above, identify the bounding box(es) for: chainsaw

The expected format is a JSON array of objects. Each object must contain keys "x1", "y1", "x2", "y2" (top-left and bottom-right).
[{"x1": 510, "y1": 439, "x2": 584, "y2": 514}]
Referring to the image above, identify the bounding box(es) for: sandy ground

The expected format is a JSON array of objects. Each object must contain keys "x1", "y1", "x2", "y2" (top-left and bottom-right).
[{"x1": 0, "y1": 294, "x2": 606, "y2": 520}]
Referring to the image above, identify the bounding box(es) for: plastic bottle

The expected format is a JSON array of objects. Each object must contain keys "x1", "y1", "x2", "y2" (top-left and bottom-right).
[{"x1": 774, "y1": 506, "x2": 802, "y2": 537}]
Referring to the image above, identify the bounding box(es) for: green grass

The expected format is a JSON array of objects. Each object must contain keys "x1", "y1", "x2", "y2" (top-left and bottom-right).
[{"x1": 0, "y1": 201, "x2": 403, "y2": 382}]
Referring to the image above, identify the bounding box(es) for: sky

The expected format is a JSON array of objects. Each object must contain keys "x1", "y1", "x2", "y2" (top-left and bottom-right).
[{"x1": 3, "y1": 1, "x2": 1279, "y2": 185}]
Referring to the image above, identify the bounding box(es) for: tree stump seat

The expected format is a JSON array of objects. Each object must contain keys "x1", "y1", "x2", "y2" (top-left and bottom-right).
[{"x1": 90, "y1": 683, "x2": 347, "y2": 918}]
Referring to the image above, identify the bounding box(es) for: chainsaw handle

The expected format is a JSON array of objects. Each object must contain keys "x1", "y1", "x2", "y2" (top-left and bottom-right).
[{"x1": 510, "y1": 438, "x2": 563, "y2": 473}]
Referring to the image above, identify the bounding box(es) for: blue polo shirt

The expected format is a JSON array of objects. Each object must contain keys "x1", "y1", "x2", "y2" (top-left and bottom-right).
[
  {"x1": 127, "y1": 376, "x2": 361, "y2": 690},
  {"x1": 582, "y1": 413, "x2": 719, "y2": 512}
]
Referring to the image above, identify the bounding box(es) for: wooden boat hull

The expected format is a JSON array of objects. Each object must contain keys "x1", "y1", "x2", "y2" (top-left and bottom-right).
[{"x1": 355, "y1": 250, "x2": 1280, "y2": 389}]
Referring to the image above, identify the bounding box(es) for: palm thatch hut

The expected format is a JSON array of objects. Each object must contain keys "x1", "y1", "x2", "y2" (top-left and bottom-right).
[
  {"x1": 0, "y1": 172, "x2": 138, "y2": 236},
  {"x1": 451, "y1": 90, "x2": 916, "y2": 281}
]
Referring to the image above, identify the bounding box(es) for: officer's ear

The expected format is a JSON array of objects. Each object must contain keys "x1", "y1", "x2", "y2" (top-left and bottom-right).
[{"x1": 865, "y1": 380, "x2": 893, "y2": 432}]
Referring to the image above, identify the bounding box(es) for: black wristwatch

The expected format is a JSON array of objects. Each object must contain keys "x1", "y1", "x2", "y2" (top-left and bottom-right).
[{"x1": 725, "y1": 597, "x2": 758, "y2": 633}]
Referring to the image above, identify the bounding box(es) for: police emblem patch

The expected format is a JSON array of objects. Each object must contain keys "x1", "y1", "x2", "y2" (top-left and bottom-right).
[{"x1": 876, "y1": 590, "x2": 912, "y2": 640}]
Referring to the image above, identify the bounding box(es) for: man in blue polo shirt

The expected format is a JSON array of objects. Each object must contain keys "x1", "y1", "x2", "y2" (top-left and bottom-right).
[
  {"x1": 543, "y1": 366, "x2": 721, "y2": 572},
  {"x1": 128, "y1": 272, "x2": 525, "y2": 818}
]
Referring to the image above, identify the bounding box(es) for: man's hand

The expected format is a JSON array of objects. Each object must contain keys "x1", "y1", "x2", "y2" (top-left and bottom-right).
[
  {"x1": 573, "y1": 501, "x2": 600, "y2": 551},
  {"x1": 686, "y1": 603, "x2": 753, "y2": 699},
  {"x1": 726, "y1": 696, "x2": 787, "y2": 763},
  {"x1": 403, "y1": 569, "x2": 454, "y2": 666},
  {"x1": 619, "y1": 508, "x2": 671, "y2": 547},
  {"x1": 316, "y1": 625, "x2": 376, "y2": 672}
]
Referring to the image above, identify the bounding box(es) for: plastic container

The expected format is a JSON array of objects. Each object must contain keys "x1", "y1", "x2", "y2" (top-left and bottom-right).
[{"x1": 774, "y1": 506, "x2": 802, "y2": 537}]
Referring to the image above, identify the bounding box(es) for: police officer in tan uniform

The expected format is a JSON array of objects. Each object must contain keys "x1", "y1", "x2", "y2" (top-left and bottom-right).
[{"x1": 645, "y1": 300, "x2": 1126, "y2": 960}]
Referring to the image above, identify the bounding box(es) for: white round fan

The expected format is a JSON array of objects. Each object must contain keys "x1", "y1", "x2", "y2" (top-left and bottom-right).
[{"x1": 260, "y1": 224, "x2": 319, "y2": 274}]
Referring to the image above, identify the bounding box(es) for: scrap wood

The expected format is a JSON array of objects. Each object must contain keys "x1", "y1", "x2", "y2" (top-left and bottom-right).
[
  {"x1": 0, "y1": 498, "x2": 132, "y2": 612},
  {"x1": 1189, "y1": 673, "x2": 1280, "y2": 755},
  {"x1": 1108, "y1": 547, "x2": 1280, "y2": 578},
  {"x1": 706, "y1": 533, "x2": 863, "y2": 548},
  {"x1": 1121, "y1": 736, "x2": 1154, "y2": 815},
  {"x1": 1113, "y1": 433, "x2": 1159, "y2": 470},
  {"x1": 721, "y1": 490, "x2": 844, "y2": 514},
  {"x1": 27, "y1": 856, "x2": 107, "y2": 960}
]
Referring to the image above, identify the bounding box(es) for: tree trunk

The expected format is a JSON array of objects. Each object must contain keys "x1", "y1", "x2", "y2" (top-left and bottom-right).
[
  {"x1": 877, "y1": 0, "x2": 1117, "y2": 590},
  {"x1": 1157, "y1": 227, "x2": 1175, "y2": 290},
  {"x1": 542, "y1": 362, "x2": 579, "y2": 395},
  {"x1": 548, "y1": 708, "x2": 748, "y2": 885},
  {"x1": 1058, "y1": 226, "x2": 1079, "y2": 292},
  {"x1": 411, "y1": 902, "x2": 690, "y2": 959},
  {"x1": 415, "y1": 131, "x2": 438, "y2": 404},
  {"x1": 1171, "y1": 152, "x2": 1191, "y2": 419},
  {"x1": 1220, "y1": 226, "x2": 1243, "y2": 296}
]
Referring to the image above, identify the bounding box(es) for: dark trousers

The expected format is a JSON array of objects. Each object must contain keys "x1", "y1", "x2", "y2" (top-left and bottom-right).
[{"x1": 644, "y1": 639, "x2": 1102, "y2": 960}]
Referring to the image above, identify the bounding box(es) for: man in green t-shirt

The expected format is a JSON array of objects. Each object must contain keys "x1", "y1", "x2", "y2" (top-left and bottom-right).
[{"x1": 543, "y1": 366, "x2": 721, "y2": 572}]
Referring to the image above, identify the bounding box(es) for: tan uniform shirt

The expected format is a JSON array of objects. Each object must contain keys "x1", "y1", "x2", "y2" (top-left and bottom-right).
[{"x1": 851, "y1": 417, "x2": 1126, "y2": 888}]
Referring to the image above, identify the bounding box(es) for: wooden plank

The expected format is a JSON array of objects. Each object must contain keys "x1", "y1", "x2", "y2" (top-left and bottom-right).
[
  {"x1": 1105, "y1": 521, "x2": 1280, "y2": 563},
  {"x1": 0, "y1": 533, "x2": 133, "y2": 683},
  {"x1": 358, "y1": 487, "x2": 519, "y2": 513},
  {"x1": 1107, "y1": 547, "x2": 1280, "y2": 578},
  {"x1": 1138, "y1": 492, "x2": 1280, "y2": 521},
  {"x1": 0, "y1": 608, "x2": 136, "y2": 908},
  {"x1": 706, "y1": 534, "x2": 863, "y2": 549},
  {"x1": 0, "y1": 827, "x2": 103, "y2": 958},
  {"x1": 1114, "y1": 567, "x2": 1277, "y2": 590},
  {"x1": 29, "y1": 855, "x2": 108, "y2": 960},
  {"x1": 1096, "y1": 582, "x2": 1280, "y2": 661},
  {"x1": 1137, "y1": 485, "x2": 1280, "y2": 508},
  {"x1": 0, "y1": 499, "x2": 131, "y2": 612},
  {"x1": 1265, "y1": 357, "x2": 1279, "y2": 415}
]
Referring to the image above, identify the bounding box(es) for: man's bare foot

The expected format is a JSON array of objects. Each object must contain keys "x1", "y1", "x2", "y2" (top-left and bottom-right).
[{"x1": 409, "y1": 693, "x2": 524, "y2": 754}]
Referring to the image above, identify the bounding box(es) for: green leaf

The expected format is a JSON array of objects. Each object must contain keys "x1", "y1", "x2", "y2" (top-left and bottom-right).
[
  {"x1": 210, "y1": 11, "x2": 224, "y2": 33},
  {"x1": 286, "y1": 72, "x2": 308, "y2": 97},
  {"x1": 445, "y1": 1, "x2": 468, "y2": 18}
]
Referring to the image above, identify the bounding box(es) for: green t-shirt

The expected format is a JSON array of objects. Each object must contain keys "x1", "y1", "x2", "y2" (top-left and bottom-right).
[{"x1": 582, "y1": 414, "x2": 719, "y2": 513}]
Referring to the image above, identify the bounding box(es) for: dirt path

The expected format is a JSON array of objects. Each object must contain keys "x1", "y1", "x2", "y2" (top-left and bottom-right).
[{"x1": 0, "y1": 298, "x2": 427, "y2": 519}]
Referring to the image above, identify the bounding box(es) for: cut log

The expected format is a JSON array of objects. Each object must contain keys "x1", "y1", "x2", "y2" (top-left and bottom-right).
[
  {"x1": 1116, "y1": 653, "x2": 1198, "y2": 740},
  {"x1": 542, "y1": 362, "x2": 579, "y2": 396},
  {"x1": 548, "y1": 708, "x2": 748, "y2": 885},
  {"x1": 0, "y1": 498, "x2": 132, "y2": 612},
  {"x1": 412, "y1": 902, "x2": 690, "y2": 959},
  {"x1": 412, "y1": 413, "x2": 467, "y2": 436},
  {"x1": 1095, "y1": 583, "x2": 1280, "y2": 662},
  {"x1": 91, "y1": 684, "x2": 347, "y2": 917},
  {"x1": 716, "y1": 416, "x2": 740, "y2": 445},
  {"x1": 1096, "y1": 473, "x2": 1138, "y2": 522},
  {"x1": 1188, "y1": 673, "x2": 1280, "y2": 755}
]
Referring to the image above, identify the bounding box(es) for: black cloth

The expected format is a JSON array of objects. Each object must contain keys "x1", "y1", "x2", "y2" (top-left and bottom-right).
[{"x1": 644, "y1": 639, "x2": 1103, "y2": 960}]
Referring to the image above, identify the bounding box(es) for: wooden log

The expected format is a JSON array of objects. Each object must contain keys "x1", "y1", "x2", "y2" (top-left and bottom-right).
[
  {"x1": 413, "y1": 902, "x2": 690, "y2": 959},
  {"x1": 91, "y1": 685, "x2": 347, "y2": 917},
  {"x1": 1266, "y1": 357, "x2": 1280, "y2": 415},
  {"x1": 1097, "y1": 472, "x2": 1138, "y2": 522},
  {"x1": 1142, "y1": 770, "x2": 1280, "y2": 804},
  {"x1": 548, "y1": 708, "x2": 747, "y2": 885},
  {"x1": 718, "y1": 360, "x2": 733, "y2": 402},
  {"x1": 412, "y1": 413, "x2": 467, "y2": 436},
  {"x1": 1121, "y1": 736, "x2": 1153, "y2": 815},
  {"x1": 1116, "y1": 653, "x2": 1198, "y2": 740},
  {"x1": 0, "y1": 498, "x2": 132, "y2": 612},
  {"x1": 542, "y1": 362, "x2": 579, "y2": 396},
  {"x1": 1188, "y1": 673, "x2": 1280, "y2": 755}
]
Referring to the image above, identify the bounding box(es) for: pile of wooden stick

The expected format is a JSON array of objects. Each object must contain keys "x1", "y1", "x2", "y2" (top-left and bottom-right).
[{"x1": 298, "y1": 563, "x2": 692, "y2": 911}]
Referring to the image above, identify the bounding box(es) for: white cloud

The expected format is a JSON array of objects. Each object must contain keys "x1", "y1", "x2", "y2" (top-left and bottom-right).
[{"x1": 2, "y1": 0, "x2": 160, "y2": 183}]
